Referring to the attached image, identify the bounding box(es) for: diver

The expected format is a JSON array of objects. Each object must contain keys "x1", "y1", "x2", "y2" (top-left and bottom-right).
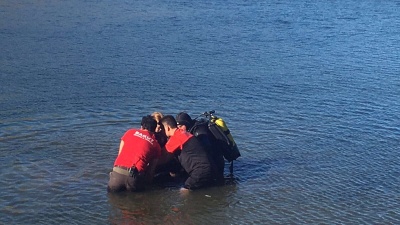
[
  {"x1": 160, "y1": 115, "x2": 220, "y2": 192},
  {"x1": 175, "y1": 112, "x2": 225, "y2": 183}
]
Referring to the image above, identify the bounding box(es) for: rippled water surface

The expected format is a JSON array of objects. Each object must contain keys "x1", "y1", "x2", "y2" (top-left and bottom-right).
[{"x1": 1, "y1": 0, "x2": 400, "y2": 224}]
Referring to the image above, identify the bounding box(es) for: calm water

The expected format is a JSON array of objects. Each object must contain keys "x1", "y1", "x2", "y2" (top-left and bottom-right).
[{"x1": 1, "y1": 0, "x2": 400, "y2": 224}]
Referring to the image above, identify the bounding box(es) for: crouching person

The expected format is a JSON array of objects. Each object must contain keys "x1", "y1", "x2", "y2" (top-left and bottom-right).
[
  {"x1": 160, "y1": 115, "x2": 218, "y2": 192},
  {"x1": 107, "y1": 115, "x2": 161, "y2": 192}
]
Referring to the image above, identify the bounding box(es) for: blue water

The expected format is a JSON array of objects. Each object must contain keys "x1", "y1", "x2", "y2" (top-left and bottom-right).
[{"x1": 1, "y1": 0, "x2": 400, "y2": 224}]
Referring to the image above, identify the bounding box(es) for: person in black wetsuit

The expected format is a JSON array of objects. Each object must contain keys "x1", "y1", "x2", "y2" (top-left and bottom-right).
[
  {"x1": 175, "y1": 112, "x2": 225, "y2": 183},
  {"x1": 160, "y1": 115, "x2": 219, "y2": 192}
]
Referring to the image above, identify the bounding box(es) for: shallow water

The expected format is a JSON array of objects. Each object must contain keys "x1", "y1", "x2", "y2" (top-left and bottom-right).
[{"x1": 1, "y1": 0, "x2": 400, "y2": 224}]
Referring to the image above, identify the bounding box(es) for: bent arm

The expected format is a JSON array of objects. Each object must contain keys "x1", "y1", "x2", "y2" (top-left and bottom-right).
[{"x1": 145, "y1": 158, "x2": 159, "y2": 184}]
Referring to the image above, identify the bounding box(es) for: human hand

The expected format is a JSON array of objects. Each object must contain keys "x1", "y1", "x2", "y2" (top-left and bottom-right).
[{"x1": 180, "y1": 187, "x2": 190, "y2": 196}]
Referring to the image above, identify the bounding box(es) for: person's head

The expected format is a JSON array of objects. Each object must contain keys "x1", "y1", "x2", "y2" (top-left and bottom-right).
[
  {"x1": 151, "y1": 111, "x2": 164, "y2": 133},
  {"x1": 176, "y1": 112, "x2": 193, "y2": 131},
  {"x1": 141, "y1": 115, "x2": 157, "y2": 133},
  {"x1": 160, "y1": 115, "x2": 177, "y2": 137}
]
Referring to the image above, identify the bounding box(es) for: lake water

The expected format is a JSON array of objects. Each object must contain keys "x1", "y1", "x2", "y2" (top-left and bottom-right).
[{"x1": 1, "y1": 0, "x2": 399, "y2": 224}]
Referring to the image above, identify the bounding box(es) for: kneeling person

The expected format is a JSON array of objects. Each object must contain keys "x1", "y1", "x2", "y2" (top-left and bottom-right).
[
  {"x1": 176, "y1": 112, "x2": 225, "y2": 182},
  {"x1": 160, "y1": 115, "x2": 218, "y2": 191},
  {"x1": 108, "y1": 115, "x2": 161, "y2": 192}
]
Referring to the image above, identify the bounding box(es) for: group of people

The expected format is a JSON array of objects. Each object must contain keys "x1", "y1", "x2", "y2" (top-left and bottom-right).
[{"x1": 107, "y1": 112, "x2": 225, "y2": 193}]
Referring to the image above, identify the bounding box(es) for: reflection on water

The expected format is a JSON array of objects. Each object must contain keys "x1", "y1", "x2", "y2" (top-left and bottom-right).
[{"x1": 107, "y1": 184, "x2": 238, "y2": 224}]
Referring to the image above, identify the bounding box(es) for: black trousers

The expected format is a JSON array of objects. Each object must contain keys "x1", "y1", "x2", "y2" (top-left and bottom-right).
[{"x1": 107, "y1": 171, "x2": 145, "y2": 192}]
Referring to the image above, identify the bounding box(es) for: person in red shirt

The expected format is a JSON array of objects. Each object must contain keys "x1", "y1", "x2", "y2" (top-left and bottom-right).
[
  {"x1": 160, "y1": 115, "x2": 218, "y2": 192},
  {"x1": 107, "y1": 115, "x2": 161, "y2": 192}
]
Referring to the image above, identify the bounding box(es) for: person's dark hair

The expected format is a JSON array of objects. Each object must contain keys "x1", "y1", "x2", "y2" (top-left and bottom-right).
[
  {"x1": 176, "y1": 112, "x2": 194, "y2": 129},
  {"x1": 141, "y1": 115, "x2": 157, "y2": 132},
  {"x1": 160, "y1": 115, "x2": 177, "y2": 128}
]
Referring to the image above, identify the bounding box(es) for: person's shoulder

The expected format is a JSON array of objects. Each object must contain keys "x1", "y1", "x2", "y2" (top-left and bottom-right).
[
  {"x1": 177, "y1": 129, "x2": 193, "y2": 137},
  {"x1": 127, "y1": 129, "x2": 152, "y2": 138},
  {"x1": 123, "y1": 128, "x2": 134, "y2": 135}
]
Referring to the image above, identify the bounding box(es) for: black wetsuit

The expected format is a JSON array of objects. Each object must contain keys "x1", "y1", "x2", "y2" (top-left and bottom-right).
[
  {"x1": 179, "y1": 136, "x2": 218, "y2": 189},
  {"x1": 190, "y1": 121, "x2": 225, "y2": 181}
]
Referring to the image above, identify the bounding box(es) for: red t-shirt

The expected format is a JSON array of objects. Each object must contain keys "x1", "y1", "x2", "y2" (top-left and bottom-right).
[
  {"x1": 165, "y1": 129, "x2": 193, "y2": 153},
  {"x1": 114, "y1": 129, "x2": 161, "y2": 172}
]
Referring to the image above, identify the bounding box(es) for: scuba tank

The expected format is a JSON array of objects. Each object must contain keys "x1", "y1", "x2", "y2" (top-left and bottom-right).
[
  {"x1": 194, "y1": 110, "x2": 241, "y2": 176},
  {"x1": 209, "y1": 115, "x2": 241, "y2": 162}
]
